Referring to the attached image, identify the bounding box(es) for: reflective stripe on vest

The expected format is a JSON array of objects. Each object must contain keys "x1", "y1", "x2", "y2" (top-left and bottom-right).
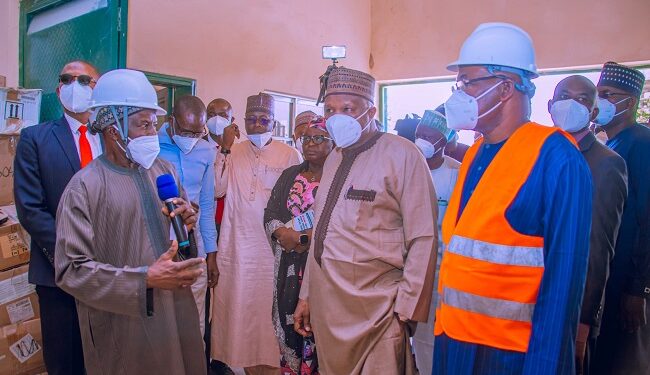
[
  {"x1": 447, "y1": 235, "x2": 544, "y2": 267},
  {"x1": 442, "y1": 287, "x2": 535, "y2": 323},
  {"x1": 434, "y1": 123, "x2": 576, "y2": 353}
]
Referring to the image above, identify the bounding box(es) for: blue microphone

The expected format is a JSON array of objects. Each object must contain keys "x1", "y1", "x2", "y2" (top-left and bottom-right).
[{"x1": 156, "y1": 174, "x2": 191, "y2": 258}]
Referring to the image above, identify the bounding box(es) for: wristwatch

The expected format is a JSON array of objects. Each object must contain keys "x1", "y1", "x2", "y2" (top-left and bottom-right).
[{"x1": 299, "y1": 233, "x2": 309, "y2": 246}]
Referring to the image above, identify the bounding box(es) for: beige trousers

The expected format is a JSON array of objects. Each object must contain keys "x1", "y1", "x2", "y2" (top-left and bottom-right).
[{"x1": 190, "y1": 262, "x2": 208, "y2": 337}]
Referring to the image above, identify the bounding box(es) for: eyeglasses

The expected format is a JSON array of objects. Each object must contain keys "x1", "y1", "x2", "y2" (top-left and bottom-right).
[
  {"x1": 244, "y1": 116, "x2": 273, "y2": 126},
  {"x1": 59, "y1": 74, "x2": 96, "y2": 86},
  {"x1": 452, "y1": 75, "x2": 508, "y2": 92},
  {"x1": 301, "y1": 135, "x2": 332, "y2": 145},
  {"x1": 172, "y1": 117, "x2": 208, "y2": 138}
]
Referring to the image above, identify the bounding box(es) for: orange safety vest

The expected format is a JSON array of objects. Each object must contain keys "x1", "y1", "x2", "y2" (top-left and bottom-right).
[{"x1": 433, "y1": 122, "x2": 575, "y2": 353}]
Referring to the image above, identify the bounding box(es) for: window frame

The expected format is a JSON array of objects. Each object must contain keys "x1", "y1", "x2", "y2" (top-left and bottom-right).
[
  {"x1": 378, "y1": 61, "x2": 650, "y2": 133},
  {"x1": 264, "y1": 90, "x2": 323, "y2": 144}
]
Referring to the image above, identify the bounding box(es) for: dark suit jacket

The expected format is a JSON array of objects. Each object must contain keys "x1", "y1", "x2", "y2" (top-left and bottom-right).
[
  {"x1": 578, "y1": 132, "x2": 628, "y2": 335},
  {"x1": 14, "y1": 117, "x2": 82, "y2": 287}
]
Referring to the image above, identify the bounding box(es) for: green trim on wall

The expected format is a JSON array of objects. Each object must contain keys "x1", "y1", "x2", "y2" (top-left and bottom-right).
[
  {"x1": 117, "y1": 0, "x2": 128, "y2": 68},
  {"x1": 142, "y1": 71, "x2": 196, "y2": 91},
  {"x1": 142, "y1": 71, "x2": 196, "y2": 115}
]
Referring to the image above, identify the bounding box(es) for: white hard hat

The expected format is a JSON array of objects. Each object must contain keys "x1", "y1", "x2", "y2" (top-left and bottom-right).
[
  {"x1": 89, "y1": 69, "x2": 166, "y2": 115},
  {"x1": 448, "y1": 22, "x2": 538, "y2": 78}
]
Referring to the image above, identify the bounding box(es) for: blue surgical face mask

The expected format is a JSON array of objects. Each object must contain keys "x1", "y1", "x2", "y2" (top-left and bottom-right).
[{"x1": 594, "y1": 97, "x2": 630, "y2": 126}]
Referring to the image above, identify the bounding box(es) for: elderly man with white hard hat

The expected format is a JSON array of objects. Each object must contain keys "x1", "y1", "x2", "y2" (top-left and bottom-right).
[
  {"x1": 432, "y1": 23, "x2": 592, "y2": 374},
  {"x1": 54, "y1": 69, "x2": 207, "y2": 374}
]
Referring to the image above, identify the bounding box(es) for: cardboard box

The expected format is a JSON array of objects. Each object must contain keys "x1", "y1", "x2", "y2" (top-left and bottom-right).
[
  {"x1": 0, "y1": 134, "x2": 18, "y2": 206},
  {"x1": 0, "y1": 76, "x2": 6, "y2": 88},
  {"x1": 0, "y1": 266, "x2": 38, "y2": 327},
  {"x1": 0, "y1": 318, "x2": 45, "y2": 375},
  {"x1": 0, "y1": 88, "x2": 42, "y2": 135},
  {"x1": 0, "y1": 207, "x2": 29, "y2": 271}
]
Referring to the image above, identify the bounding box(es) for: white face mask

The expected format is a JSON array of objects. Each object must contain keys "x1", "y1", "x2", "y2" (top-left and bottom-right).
[
  {"x1": 550, "y1": 99, "x2": 591, "y2": 133},
  {"x1": 173, "y1": 135, "x2": 200, "y2": 154},
  {"x1": 170, "y1": 123, "x2": 200, "y2": 154},
  {"x1": 415, "y1": 137, "x2": 446, "y2": 159},
  {"x1": 125, "y1": 135, "x2": 160, "y2": 169},
  {"x1": 444, "y1": 81, "x2": 503, "y2": 130},
  {"x1": 325, "y1": 108, "x2": 372, "y2": 148},
  {"x1": 594, "y1": 97, "x2": 630, "y2": 126},
  {"x1": 248, "y1": 132, "x2": 273, "y2": 148},
  {"x1": 207, "y1": 115, "x2": 230, "y2": 136},
  {"x1": 294, "y1": 137, "x2": 303, "y2": 153},
  {"x1": 59, "y1": 81, "x2": 93, "y2": 113}
]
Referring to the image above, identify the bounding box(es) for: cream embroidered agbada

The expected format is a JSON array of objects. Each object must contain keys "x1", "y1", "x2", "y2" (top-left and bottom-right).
[
  {"x1": 300, "y1": 132, "x2": 438, "y2": 374},
  {"x1": 212, "y1": 139, "x2": 302, "y2": 368}
]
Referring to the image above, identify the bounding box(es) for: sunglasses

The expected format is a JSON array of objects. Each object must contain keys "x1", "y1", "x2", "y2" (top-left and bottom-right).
[
  {"x1": 301, "y1": 135, "x2": 332, "y2": 145},
  {"x1": 59, "y1": 74, "x2": 96, "y2": 86},
  {"x1": 244, "y1": 116, "x2": 273, "y2": 127}
]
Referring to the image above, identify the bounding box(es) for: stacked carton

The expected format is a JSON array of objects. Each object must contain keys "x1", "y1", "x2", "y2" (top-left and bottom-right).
[{"x1": 0, "y1": 81, "x2": 45, "y2": 374}]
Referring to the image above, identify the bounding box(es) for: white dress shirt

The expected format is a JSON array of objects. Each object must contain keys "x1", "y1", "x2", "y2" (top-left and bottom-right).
[{"x1": 64, "y1": 113, "x2": 103, "y2": 160}]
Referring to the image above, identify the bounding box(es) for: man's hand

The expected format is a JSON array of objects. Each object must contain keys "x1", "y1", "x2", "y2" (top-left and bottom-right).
[
  {"x1": 146, "y1": 241, "x2": 205, "y2": 290},
  {"x1": 161, "y1": 197, "x2": 198, "y2": 232},
  {"x1": 273, "y1": 227, "x2": 301, "y2": 252},
  {"x1": 575, "y1": 323, "x2": 590, "y2": 374},
  {"x1": 222, "y1": 123, "x2": 240, "y2": 150},
  {"x1": 621, "y1": 294, "x2": 647, "y2": 332},
  {"x1": 293, "y1": 299, "x2": 312, "y2": 337},
  {"x1": 207, "y1": 252, "x2": 219, "y2": 288}
]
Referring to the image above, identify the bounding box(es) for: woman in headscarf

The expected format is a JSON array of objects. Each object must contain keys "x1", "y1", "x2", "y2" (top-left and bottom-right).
[{"x1": 264, "y1": 117, "x2": 334, "y2": 375}]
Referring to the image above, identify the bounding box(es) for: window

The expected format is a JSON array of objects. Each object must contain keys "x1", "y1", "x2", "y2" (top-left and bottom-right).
[
  {"x1": 143, "y1": 72, "x2": 196, "y2": 128},
  {"x1": 380, "y1": 63, "x2": 650, "y2": 146},
  {"x1": 265, "y1": 91, "x2": 323, "y2": 145}
]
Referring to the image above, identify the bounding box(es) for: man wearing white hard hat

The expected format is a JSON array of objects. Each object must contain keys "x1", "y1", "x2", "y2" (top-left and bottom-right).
[
  {"x1": 54, "y1": 69, "x2": 207, "y2": 374},
  {"x1": 432, "y1": 23, "x2": 592, "y2": 374}
]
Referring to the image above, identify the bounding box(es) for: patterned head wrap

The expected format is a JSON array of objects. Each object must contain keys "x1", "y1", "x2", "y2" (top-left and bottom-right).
[
  {"x1": 246, "y1": 93, "x2": 275, "y2": 116},
  {"x1": 308, "y1": 116, "x2": 327, "y2": 132},
  {"x1": 90, "y1": 106, "x2": 145, "y2": 135},
  {"x1": 598, "y1": 62, "x2": 645, "y2": 97}
]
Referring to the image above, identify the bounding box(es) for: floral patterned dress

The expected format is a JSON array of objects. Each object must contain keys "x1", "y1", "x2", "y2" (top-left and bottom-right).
[{"x1": 276, "y1": 174, "x2": 319, "y2": 375}]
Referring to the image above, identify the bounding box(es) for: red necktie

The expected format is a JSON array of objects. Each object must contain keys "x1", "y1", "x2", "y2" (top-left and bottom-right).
[{"x1": 78, "y1": 125, "x2": 93, "y2": 168}]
